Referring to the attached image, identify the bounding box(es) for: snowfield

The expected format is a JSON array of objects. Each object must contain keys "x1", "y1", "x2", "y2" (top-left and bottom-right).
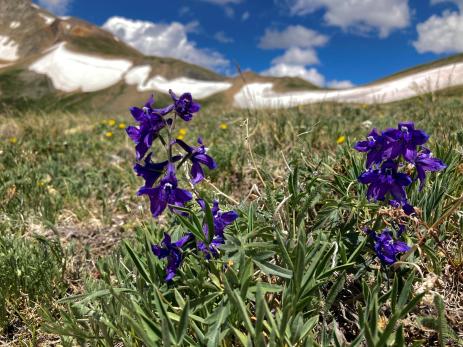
[
  {"x1": 29, "y1": 43, "x2": 133, "y2": 92},
  {"x1": 234, "y1": 63, "x2": 463, "y2": 108},
  {"x1": 125, "y1": 65, "x2": 232, "y2": 98},
  {"x1": 9, "y1": 21, "x2": 21, "y2": 29},
  {"x1": 38, "y1": 13, "x2": 55, "y2": 25},
  {"x1": 0, "y1": 36, "x2": 19, "y2": 61},
  {"x1": 124, "y1": 65, "x2": 151, "y2": 85}
]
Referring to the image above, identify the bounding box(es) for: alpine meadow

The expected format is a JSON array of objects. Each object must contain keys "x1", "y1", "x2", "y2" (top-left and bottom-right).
[{"x1": 1, "y1": 0, "x2": 463, "y2": 346}]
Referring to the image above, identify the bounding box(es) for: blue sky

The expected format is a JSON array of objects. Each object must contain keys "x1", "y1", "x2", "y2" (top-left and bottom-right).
[{"x1": 35, "y1": 0, "x2": 463, "y2": 87}]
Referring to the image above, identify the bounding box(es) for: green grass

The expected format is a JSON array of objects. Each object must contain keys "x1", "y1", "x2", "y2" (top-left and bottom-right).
[{"x1": 0, "y1": 96, "x2": 462, "y2": 345}]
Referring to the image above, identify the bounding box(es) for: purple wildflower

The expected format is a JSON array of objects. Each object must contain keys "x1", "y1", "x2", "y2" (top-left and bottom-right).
[
  {"x1": 169, "y1": 89, "x2": 201, "y2": 122},
  {"x1": 126, "y1": 96, "x2": 167, "y2": 160},
  {"x1": 139, "y1": 163, "x2": 192, "y2": 218},
  {"x1": 382, "y1": 122, "x2": 429, "y2": 162},
  {"x1": 367, "y1": 229, "x2": 410, "y2": 265},
  {"x1": 195, "y1": 199, "x2": 238, "y2": 258},
  {"x1": 210, "y1": 200, "x2": 238, "y2": 235},
  {"x1": 358, "y1": 160, "x2": 415, "y2": 214},
  {"x1": 152, "y1": 232, "x2": 192, "y2": 281},
  {"x1": 176, "y1": 138, "x2": 217, "y2": 184},
  {"x1": 197, "y1": 199, "x2": 238, "y2": 236},
  {"x1": 134, "y1": 153, "x2": 182, "y2": 191},
  {"x1": 197, "y1": 235, "x2": 225, "y2": 259},
  {"x1": 354, "y1": 128, "x2": 390, "y2": 168},
  {"x1": 358, "y1": 160, "x2": 411, "y2": 203},
  {"x1": 414, "y1": 148, "x2": 446, "y2": 190}
]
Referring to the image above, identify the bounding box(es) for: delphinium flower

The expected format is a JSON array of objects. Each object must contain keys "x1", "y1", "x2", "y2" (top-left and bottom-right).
[
  {"x1": 355, "y1": 121, "x2": 445, "y2": 215},
  {"x1": 196, "y1": 199, "x2": 238, "y2": 258},
  {"x1": 126, "y1": 91, "x2": 237, "y2": 281},
  {"x1": 151, "y1": 233, "x2": 192, "y2": 281},
  {"x1": 176, "y1": 138, "x2": 217, "y2": 184},
  {"x1": 354, "y1": 128, "x2": 390, "y2": 167},
  {"x1": 366, "y1": 228, "x2": 410, "y2": 265},
  {"x1": 134, "y1": 153, "x2": 181, "y2": 191},
  {"x1": 414, "y1": 147, "x2": 447, "y2": 190},
  {"x1": 358, "y1": 160, "x2": 415, "y2": 215},
  {"x1": 138, "y1": 163, "x2": 192, "y2": 217},
  {"x1": 382, "y1": 122, "x2": 429, "y2": 162},
  {"x1": 126, "y1": 96, "x2": 167, "y2": 160},
  {"x1": 169, "y1": 89, "x2": 201, "y2": 121}
]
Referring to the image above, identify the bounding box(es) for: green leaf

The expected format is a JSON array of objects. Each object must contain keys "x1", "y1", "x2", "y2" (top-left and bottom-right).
[
  {"x1": 124, "y1": 241, "x2": 152, "y2": 284},
  {"x1": 177, "y1": 214, "x2": 206, "y2": 242},
  {"x1": 324, "y1": 272, "x2": 346, "y2": 313},
  {"x1": 233, "y1": 289, "x2": 255, "y2": 336},
  {"x1": 203, "y1": 200, "x2": 216, "y2": 243},
  {"x1": 231, "y1": 326, "x2": 250, "y2": 346},
  {"x1": 176, "y1": 301, "x2": 190, "y2": 345},
  {"x1": 253, "y1": 259, "x2": 293, "y2": 279},
  {"x1": 206, "y1": 304, "x2": 229, "y2": 347}
]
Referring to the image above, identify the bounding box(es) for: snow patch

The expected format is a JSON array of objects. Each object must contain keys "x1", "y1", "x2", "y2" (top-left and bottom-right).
[
  {"x1": 124, "y1": 65, "x2": 151, "y2": 85},
  {"x1": 124, "y1": 66, "x2": 232, "y2": 99},
  {"x1": 60, "y1": 16, "x2": 71, "y2": 20},
  {"x1": 9, "y1": 21, "x2": 21, "y2": 29},
  {"x1": 29, "y1": 43, "x2": 133, "y2": 92},
  {"x1": 0, "y1": 36, "x2": 19, "y2": 61},
  {"x1": 38, "y1": 12, "x2": 55, "y2": 25},
  {"x1": 234, "y1": 63, "x2": 463, "y2": 108}
]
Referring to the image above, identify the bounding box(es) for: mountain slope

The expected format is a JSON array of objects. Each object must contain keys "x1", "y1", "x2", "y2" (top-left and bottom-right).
[{"x1": 1, "y1": 0, "x2": 463, "y2": 113}]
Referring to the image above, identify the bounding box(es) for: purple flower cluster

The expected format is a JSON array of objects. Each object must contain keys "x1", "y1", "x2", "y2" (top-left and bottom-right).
[
  {"x1": 355, "y1": 122, "x2": 446, "y2": 215},
  {"x1": 365, "y1": 227, "x2": 410, "y2": 265},
  {"x1": 127, "y1": 92, "x2": 209, "y2": 217},
  {"x1": 126, "y1": 91, "x2": 237, "y2": 281},
  {"x1": 150, "y1": 200, "x2": 237, "y2": 280}
]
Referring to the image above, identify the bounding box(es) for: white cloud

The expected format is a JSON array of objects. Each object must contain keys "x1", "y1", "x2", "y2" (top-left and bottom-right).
[
  {"x1": 431, "y1": 0, "x2": 463, "y2": 10},
  {"x1": 259, "y1": 25, "x2": 328, "y2": 49},
  {"x1": 214, "y1": 31, "x2": 234, "y2": 43},
  {"x1": 414, "y1": 10, "x2": 463, "y2": 53},
  {"x1": 262, "y1": 63, "x2": 326, "y2": 86},
  {"x1": 37, "y1": 0, "x2": 72, "y2": 15},
  {"x1": 327, "y1": 79, "x2": 355, "y2": 89},
  {"x1": 259, "y1": 26, "x2": 329, "y2": 86},
  {"x1": 242, "y1": 11, "x2": 250, "y2": 21},
  {"x1": 289, "y1": 0, "x2": 410, "y2": 38},
  {"x1": 102, "y1": 16, "x2": 229, "y2": 71},
  {"x1": 272, "y1": 47, "x2": 319, "y2": 65}
]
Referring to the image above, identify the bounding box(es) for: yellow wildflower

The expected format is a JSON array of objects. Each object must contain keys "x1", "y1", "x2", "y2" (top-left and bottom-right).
[
  {"x1": 118, "y1": 122, "x2": 126, "y2": 129},
  {"x1": 37, "y1": 180, "x2": 45, "y2": 187},
  {"x1": 177, "y1": 134, "x2": 185, "y2": 141},
  {"x1": 178, "y1": 128, "x2": 187, "y2": 136},
  {"x1": 8, "y1": 137, "x2": 17, "y2": 144},
  {"x1": 336, "y1": 135, "x2": 346, "y2": 144},
  {"x1": 105, "y1": 131, "x2": 113, "y2": 138},
  {"x1": 219, "y1": 123, "x2": 228, "y2": 130},
  {"x1": 378, "y1": 315, "x2": 388, "y2": 331},
  {"x1": 227, "y1": 260, "x2": 234, "y2": 267},
  {"x1": 108, "y1": 119, "x2": 116, "y2": 127}
]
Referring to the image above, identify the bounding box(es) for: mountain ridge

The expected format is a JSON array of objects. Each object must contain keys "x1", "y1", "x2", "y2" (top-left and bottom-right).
[{"x1": 1, "y1": 0, "x2": 463, "y2": 114}]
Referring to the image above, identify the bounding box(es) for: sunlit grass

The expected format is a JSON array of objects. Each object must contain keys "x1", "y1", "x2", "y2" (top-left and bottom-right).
[{"x1": 0, "y1": 95, "x2": 462, "y2": 344}]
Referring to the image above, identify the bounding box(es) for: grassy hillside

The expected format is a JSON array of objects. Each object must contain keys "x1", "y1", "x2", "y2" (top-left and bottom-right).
[
  {"x1": 372, "y1": 54, "x2": 463, "y2": 84},
  {"x1": 1, "y1": 91, "x2": 462, "y2": 345}
]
